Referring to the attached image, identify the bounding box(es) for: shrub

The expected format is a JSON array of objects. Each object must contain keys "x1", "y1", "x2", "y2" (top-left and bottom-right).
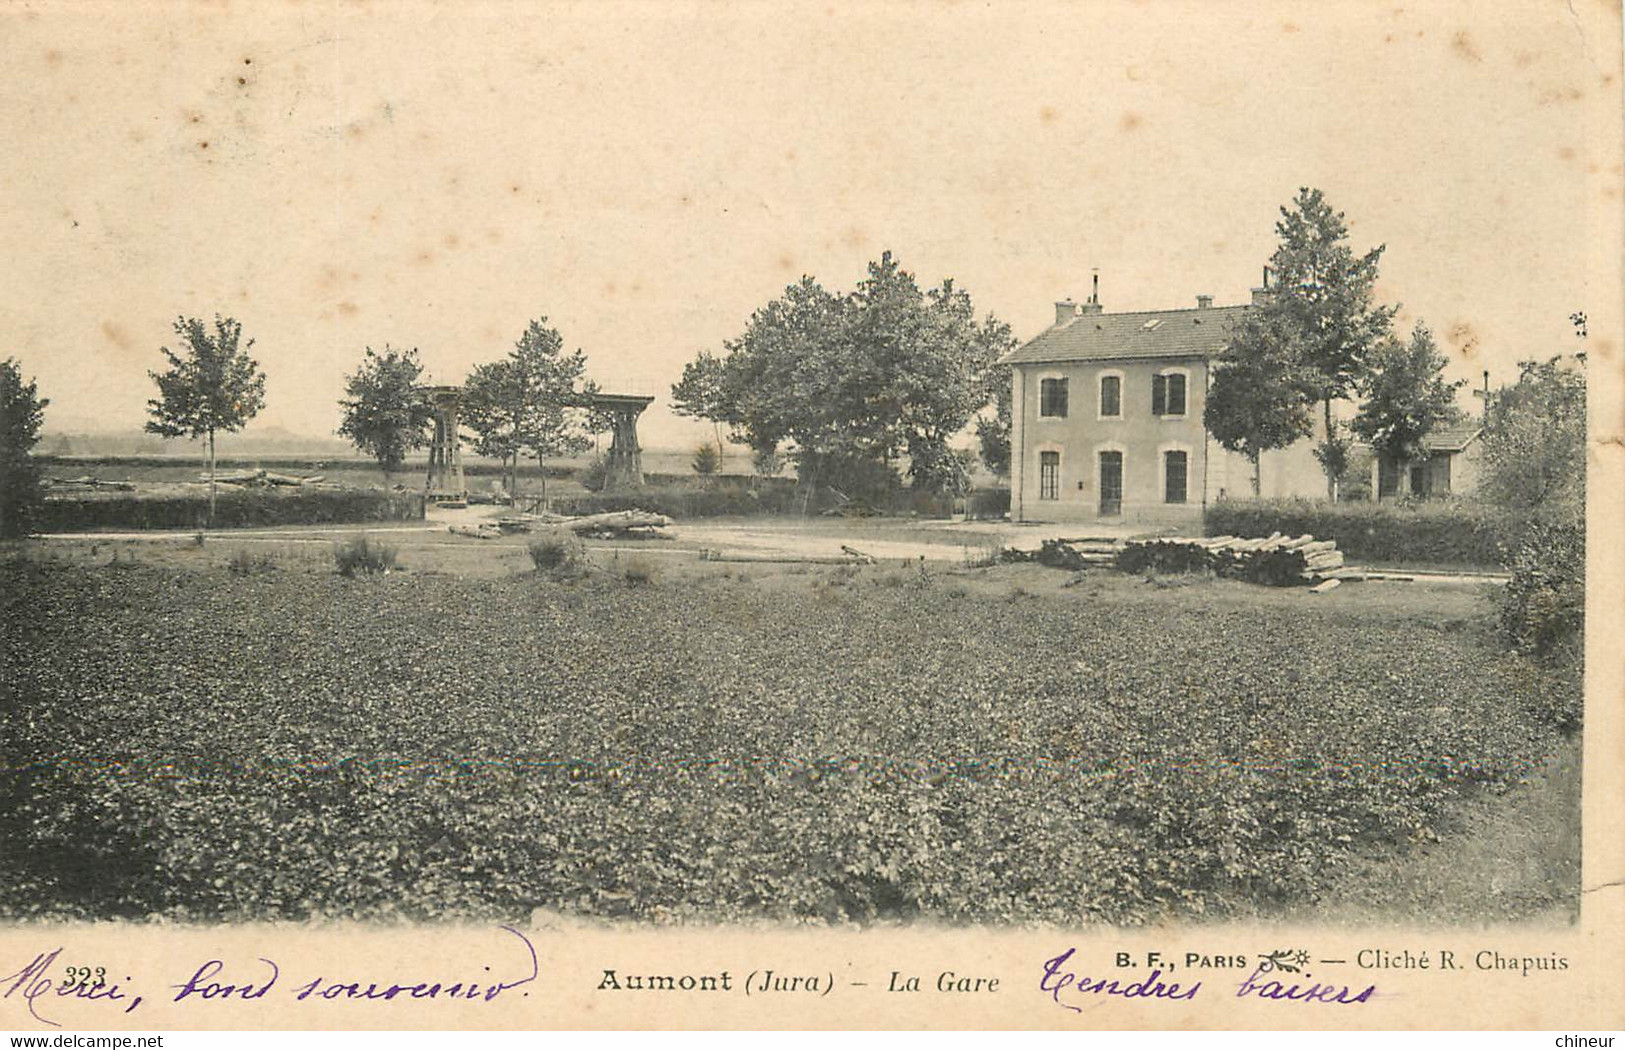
[
  {"x1": 578, "y1": 456, "x2": 610, "y2": 493},
  {"x1": 1498, "y1": 517, "x2": 1584, "y2": 667},
  {"x1": 621, "y1": 555, "x2": 656, "y2": 585},
  {"x1": 528, "y1": 528, "x2": 586, "y2": 575},
  {"x1": 1205, "y1": 497, "x2": 1530, "y2": 567},
  {"x1": 333, "y1": 535, "x2": 397, "y2": 576}
]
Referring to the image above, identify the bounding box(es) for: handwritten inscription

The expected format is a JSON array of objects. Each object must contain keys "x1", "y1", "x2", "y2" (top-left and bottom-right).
[
  {"x1": 1041, "y1": 949, "x2": 1201, "y2": 1011},
  {"x1": 1235, "y1": 965, "x2": 1377, "y2": 1005},
  {"x1": 4, "y1": 927, "x2": 536, "y2": 1027},
  {"x1": 1040, "y1": 949, "x2": 1380, "y2": 1013},
  {"x1": 2, "y1": 949, "x2": 143, "y2": 1028}
]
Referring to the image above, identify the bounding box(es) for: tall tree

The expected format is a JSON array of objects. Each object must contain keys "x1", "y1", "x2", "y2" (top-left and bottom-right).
[
  {"x1": 0, "y1": 358, "x2": 49, "y2": 538},
  {"x1": 975, "y1": 363, "x2": 1012, "y2": 478},
  {"x1": 1203, "y1": 310, "x2": 1316, "y2": 497},
  {"x1": 145, "y1": 315, "x2": 267, "y2": 522},
  {"x1": 462, "y1": 317, "x2": 592, "y2": 504},
  {"x1": 462, "y1": 357, "x2": 527, "y2": 498},
  {"x1": 337, "y1": 345, "x2": 434, "y2": 487},
  {"x1": 1479, "y1": 355, "x2": 1586, "y2": 512},
  {"x1": 670, "y1": 350, "x2": 732, "y2": 460},
  {"x1": 1351, "y1": 322, "x2": 1465, "y2": 494},
  {"x1": 674, "y1": 253, "x2": 1012, "y2": 500},
  {"x1": 1263, "y1": 188, "x2": 1397, "y2": 499}
]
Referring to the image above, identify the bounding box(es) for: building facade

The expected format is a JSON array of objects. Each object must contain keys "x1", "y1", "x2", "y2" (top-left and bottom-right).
[
  {"x1": 1373, "y1": 423, "x2": 1485, "y2": 499},
  {"x1": 1004, "y1": 289, "x2": 1326, "y2": 525}
]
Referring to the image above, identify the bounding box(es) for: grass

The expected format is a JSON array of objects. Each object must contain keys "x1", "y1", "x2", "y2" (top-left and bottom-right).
[{"x1": 0, "y1": 551, "x2": 1577, "y2": 925}]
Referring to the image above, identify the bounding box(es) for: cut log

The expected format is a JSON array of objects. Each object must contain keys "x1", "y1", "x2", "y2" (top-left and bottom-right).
[
  {"x1": 1300, "y1": 539, "x2": 1338, "y2": 554},
  {"x1": 1304, "y1": 551, "x2": 1346, "y2": 570},
  {"x1": 1309, "y1": 578, "x2": 1342, "y2": 594},
  {"x1": 449, "y1": 523, "x2": 500, "y2": 539},
  {"x1": 559, "y1": 510, "x2": 673, "y2": 534}
]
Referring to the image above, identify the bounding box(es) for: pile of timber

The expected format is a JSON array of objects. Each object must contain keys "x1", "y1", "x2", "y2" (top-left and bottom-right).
[
  {"x1": 455, "y1": 508, "x2": 674, "y2": 539},
  {"x1": 1041, "y1": 537, "x2": 1123, "y2": 570},
  {"x1": 199, "y1": 469, "x2": 325, "y2": 487},
  {"x1": 47, "y1": 476, "x2": 136, "y2": 491},
  {"x1": 1117, "y1": 532, "x2": 1365, "y2": 588}
]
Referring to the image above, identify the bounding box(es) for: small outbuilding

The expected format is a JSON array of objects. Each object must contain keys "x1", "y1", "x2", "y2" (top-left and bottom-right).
[{"x1": 1372, "y1": 423, "x2": 1485, "y2": 499}]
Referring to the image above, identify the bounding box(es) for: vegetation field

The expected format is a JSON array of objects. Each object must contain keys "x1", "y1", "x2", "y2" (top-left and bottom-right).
[{"x1": 0, "y1": 553, "x2": 1577, "y2": 925}]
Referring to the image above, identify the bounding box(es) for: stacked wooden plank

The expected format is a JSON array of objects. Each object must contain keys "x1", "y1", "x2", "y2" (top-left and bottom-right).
[
  {"x1": 1031, "y1": 537, "x2": 1124, "y2": 570},
  {"x1": 1115, "y1": 532, "x2": 1363, "y2": 587}
]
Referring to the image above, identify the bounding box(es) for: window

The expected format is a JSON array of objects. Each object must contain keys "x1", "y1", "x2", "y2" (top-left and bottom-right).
[
  {"x1": 1039, "y1": 451, "x2": 1060, "y2": 500},
  {"x1": 1099, "y1": 374, "x2": 1121, "y2": 418},
  {"x1": 1164, "y1": 450, "x2": 1188, "y2": 504},
  {"x1": 1152, "y1": 372, "x2": 1187, "y2": 416},
  {"x1": 1040, "y1": 378, "x2": 1069, "y2": 418}
]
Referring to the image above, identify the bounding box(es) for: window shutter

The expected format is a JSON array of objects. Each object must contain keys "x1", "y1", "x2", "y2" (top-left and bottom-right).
[
  {"x1": 1167, "y1": 374, "x2": 1186, "y2": 415},
  {"x1": 1152, "y1": 374, "x2": 1166, "y2": 416}
]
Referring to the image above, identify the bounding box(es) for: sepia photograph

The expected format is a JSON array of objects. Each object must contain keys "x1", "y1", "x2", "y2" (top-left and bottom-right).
[{"x1": 0, "y1": 0, "x2": 1620, "y2": 1033}]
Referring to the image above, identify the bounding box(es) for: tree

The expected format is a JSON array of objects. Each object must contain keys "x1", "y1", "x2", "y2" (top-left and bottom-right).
[
  {"x1": 691, "y1": 441, "x2": 720, "y2": 479},
  {"x1": 336, "y1": 345, "x2": 433, "y2": 486},
  {"x1": 145, "y1": 315, "x2": 267, "y2": 522},
  {"x1": 976, "y1": 364, "x2": 1012, "y2": 478},
  {"x1": 674, "y1": 252, "x2": 1013, "y2": 500},
  {"x1": 1203, "y1": 310, "x2": 1316, "y2": 496},
  {"x1": 463, "y1": 358, "x2": 525, "y2": 497},
  {"x1": 1261, "y1": 188, "x2": 1397, "y2": 499},
  {"x1": 1, "y1": 358, "x2": 49, "y2": 538},
  {"x1": 462, "y1": 317, "x2": 592, "y2": 504},
  {"x1": 1479, "y1": 355, "x2": 1586, "y2": 512},
  {"x1": 670, "y1": 351, "x2": 732, "y2": 462},
  {"x1": 1351, "y1": 322, "x2": 1465, "y2": 494}
]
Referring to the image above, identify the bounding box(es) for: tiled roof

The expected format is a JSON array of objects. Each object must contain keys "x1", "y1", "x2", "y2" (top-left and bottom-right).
[
  {"x1": 1421, "y1": 423, "x2": 1483, "y2": 453},
  {"x1": 1000, "y1": 304, "x2": 1254, "y2": 365}
]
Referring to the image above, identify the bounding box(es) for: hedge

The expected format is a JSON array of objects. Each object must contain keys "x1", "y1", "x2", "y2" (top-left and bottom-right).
[
  {"x1": 551, "y1": 479, "x2": 808, "y2": 519},
  {"x1": 553, "y1": 480, "x2": 1010, "y2": 520},
  {"x1": 36, "y1": 489, "x2": 425, "y2": 532},
  {"x1": 1203, "y1": 498, "x2": 1544, "y2": 567}
]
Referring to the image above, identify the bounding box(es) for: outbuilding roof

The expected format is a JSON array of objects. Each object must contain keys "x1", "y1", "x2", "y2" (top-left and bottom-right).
[
  {"x1": 999, "y1": 304, "x2": 1254, "y2": 365},
  {"x1": 1420, "y1": 423, "x2": 1484, "y2": 453}
]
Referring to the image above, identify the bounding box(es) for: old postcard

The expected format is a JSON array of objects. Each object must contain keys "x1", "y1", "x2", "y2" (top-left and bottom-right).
[{"x1": 1, "y1": 0, "x2": 1621, "y2": 1033}]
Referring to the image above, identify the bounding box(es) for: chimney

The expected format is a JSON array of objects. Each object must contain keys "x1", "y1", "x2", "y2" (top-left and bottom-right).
[
  {"x1": 1054, "y1": 300, "x2": 1078, "y2": 326},
  {"x1": 1196, "y1": 295, "x2": 1213, "y2": 309},
  {"x1": 1078, "y1": 271, "x2": 1104, "y2": 315},
  {"x1": 1250, "y1": 265, "x2": 1275, "y2": 306}
]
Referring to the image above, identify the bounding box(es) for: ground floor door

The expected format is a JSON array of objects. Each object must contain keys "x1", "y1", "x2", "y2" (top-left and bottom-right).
[{"x1": 1098, "y1": 451, "x2": 1122, "y2": 516}]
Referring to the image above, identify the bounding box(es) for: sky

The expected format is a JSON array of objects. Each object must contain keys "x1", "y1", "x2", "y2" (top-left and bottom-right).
[{"x1": 3, "y1": 0, "x2": 1619, "y2": 450}]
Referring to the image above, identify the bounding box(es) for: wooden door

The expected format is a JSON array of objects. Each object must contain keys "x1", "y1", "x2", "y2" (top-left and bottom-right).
[{"x1": 1098, "y1": 451, "x2": 1123, "y2": 516}]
